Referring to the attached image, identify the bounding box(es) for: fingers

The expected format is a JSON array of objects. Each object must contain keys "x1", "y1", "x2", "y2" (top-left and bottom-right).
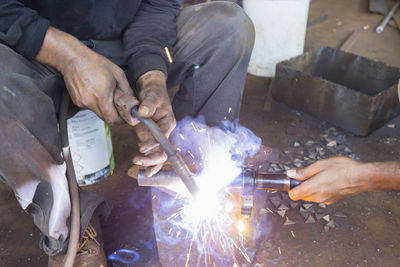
[
  {"x1": 144, "y1": 164, "x2": 164, "y2": 178},
  {"x1": 138, "y1": 90, "x2": 160, "y2": 118},
  {"x1": 288, "y1": 180, "x2": 313, "y2": 201},
  {"x1": 286, "y1": 159, "x2": 327, "y2": 181},
  {"x1": 113, "y1": 67, "x2": 131, "y2": 94},
  {"x1": 114, "y1": 89, "x2": 140, "y2": 126},
  {"x1": 133, "y1": 151, "x2": 167, "y2": 167},
  {"x1": 138, "y1": 140, "x2": 159, "y2": 154}
]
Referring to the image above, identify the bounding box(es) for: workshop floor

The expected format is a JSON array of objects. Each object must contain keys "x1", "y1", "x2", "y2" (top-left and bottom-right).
[{"x1": 1, "y1": 0, "x2": 399, "y2": 266}]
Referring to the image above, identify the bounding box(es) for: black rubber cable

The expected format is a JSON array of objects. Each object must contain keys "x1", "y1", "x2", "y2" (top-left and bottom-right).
[{"x1": 59, "y1": 91, "x2": 81, "y2": 267}]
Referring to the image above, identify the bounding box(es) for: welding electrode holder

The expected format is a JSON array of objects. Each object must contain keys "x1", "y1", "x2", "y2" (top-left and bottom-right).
[
  {"x1": 131, "y1": 106, "x2": 200, "y2": 197},
  {"x1": 231, "y1": 167, "x2": 302, "y2": 194},
  {"x1": 233, "y1": 168, "x2": 302, "y2": 215}
]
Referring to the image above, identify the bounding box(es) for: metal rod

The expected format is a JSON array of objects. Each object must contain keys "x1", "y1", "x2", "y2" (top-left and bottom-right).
[
  {"x1": 131, "y1": 106, "x2": 200, "y2": 197},
  {"x1": 376, "y1": 1, "x2": 400, "y2": 33}
]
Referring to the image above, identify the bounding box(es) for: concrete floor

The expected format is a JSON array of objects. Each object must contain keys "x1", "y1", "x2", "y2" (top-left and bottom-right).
[{"x1": 1, "y1": 0, "x2": 400, "y2": 266}]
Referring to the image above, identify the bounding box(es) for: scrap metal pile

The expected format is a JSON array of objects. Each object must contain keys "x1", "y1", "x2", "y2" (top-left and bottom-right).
[{"x1": 258, "y1": 123, "x2": 359, "y2": 232}]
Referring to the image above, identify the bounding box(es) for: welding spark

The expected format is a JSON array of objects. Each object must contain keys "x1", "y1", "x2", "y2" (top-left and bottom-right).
[
  {"x1": 158, "y1": 117, "x2": 262, "y2": 266},
  {"x1": 187, "y1": 150, "x2": 195, "y2": 159},
  {"x1": 191, "y1": 122, "x2": 198, "y2": 132}
]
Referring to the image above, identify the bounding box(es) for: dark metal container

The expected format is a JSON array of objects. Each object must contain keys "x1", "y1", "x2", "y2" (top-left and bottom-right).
[{"x1": 271, "y1": 47, "x2": 400, "y2": 136}]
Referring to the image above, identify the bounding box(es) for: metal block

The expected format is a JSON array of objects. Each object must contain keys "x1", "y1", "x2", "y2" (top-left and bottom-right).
[
  {"x1": 369, "y1": 0, "x2": 388, "y2": 15},
  {"x1": 272, "y1": 47, "x2": 400, "y2": 136}
]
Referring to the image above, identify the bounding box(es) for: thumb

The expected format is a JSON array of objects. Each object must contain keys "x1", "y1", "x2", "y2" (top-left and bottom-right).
[
  {"x1": 138, "y1": 91, "x2": 159, "y2": 118},
  {"x1": 114, "y1": 89, "x2": 140, "y2": 126},
  {"x1": 288, "y1": 185, "x2": 304, "y2": 201},
  {"x1": 286, "y1": 160, "x2": 325, "y2": 181}
]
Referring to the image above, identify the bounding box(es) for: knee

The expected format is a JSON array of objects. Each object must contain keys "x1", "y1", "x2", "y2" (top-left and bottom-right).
[{"x1": 199, "y1": 2, "x2": 255, "y2": 52}]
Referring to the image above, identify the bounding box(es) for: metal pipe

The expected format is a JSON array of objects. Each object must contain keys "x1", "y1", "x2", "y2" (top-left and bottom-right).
[
  {"x1": 131, "y1": 106, "x2": 200, "y2": 197},
  {"x1": 137, "y1": 167, "x2": 302, "y2": 194},
  {"x1": 376, "y1": 1, "x2": 400, "y2": 33}
]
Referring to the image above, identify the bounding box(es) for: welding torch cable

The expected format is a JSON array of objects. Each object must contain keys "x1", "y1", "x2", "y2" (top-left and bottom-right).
[
  {"x1": 59, "y1": 91, "x2": 80, "y2": 267},
  {"x1": 131, "y1": 106, "x2": 200, "y2": 197}
]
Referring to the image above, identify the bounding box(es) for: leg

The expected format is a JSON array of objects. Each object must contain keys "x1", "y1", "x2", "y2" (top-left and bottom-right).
[
  {"x1": 0, "y1": 44, "x2": 106, "y2": 256},
  {"x1": 168, "y1": 1, "x2": 255, "y2": 126}
]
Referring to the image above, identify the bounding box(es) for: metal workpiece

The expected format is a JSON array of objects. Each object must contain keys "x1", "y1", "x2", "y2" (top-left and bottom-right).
[
  {"x1": 376, "y1": 1, "x2": 400, "y2": 33},
  {"x1": 241, "y1": 195, "x2": 254, "y2": 216},
  {"x1": 369, "y1": 0, "x2": 388, "y2": 15},
  {"x1": 137, "y1": 167, "x2": 302, "y2": 195},
  {"x1": 131, "y1": 106, "x2": 200, "y2": 197}
]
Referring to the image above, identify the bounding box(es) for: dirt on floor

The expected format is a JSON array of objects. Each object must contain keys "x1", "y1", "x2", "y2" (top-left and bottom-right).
[{"x1": 0, "y1": 0, "x2": 399, "y2": 266}]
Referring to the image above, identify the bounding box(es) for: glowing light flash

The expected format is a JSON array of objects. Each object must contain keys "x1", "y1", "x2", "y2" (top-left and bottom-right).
[
  {"x1": 157, "y1": 117, "x2": 262, "y2": 266},
  {"x1": 237, "y1": 219, "x2": 245, "y2": 233}
]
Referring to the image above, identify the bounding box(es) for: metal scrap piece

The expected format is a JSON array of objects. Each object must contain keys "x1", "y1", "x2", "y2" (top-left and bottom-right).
[
  {"x1": 305, "y1": 215, "x2": 316, "y2": 224},
  {"x1": 277, "y1": 210, "x2": 286, "y2": 217},
  {"x1": 283, "y1": 217, "x2": 296, "y2": 225},
  {"x1": 269, "y1": 196, "x2": 281, "y2": 208},
  {"x1": 303, "y1": 203, "x2": 313, "y2": 209},
  {"x1": 326, "y1": 219, "x2": 335, "y2": 228},
  {"x1": 333, "y1": 212, "x2": 347, "y2": 218},
  {"x1": 315, "y1": 213, "x2": 325, "y2": 220},
  {"x1": 278, "y1": 204, "x2": 289, "y2": 210}
]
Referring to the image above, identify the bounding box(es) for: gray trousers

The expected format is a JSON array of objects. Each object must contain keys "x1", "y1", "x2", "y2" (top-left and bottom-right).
[{"x1": 0, "y1": 2, "x2": 254, "y2": 256}]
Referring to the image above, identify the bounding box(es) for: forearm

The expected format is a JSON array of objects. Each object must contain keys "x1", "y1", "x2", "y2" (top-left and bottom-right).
[
  {"x1": 363, "y1": 161, "x2": 400, "y2": 192},
  {"x1": 123, "y1": 0, "x2": 180, "y2": 84},
  {"x1": 35, "y1": 26, "x2": 92, "y2": 73}
]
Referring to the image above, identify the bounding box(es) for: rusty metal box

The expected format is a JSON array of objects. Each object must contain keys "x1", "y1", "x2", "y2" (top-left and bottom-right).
[{"x1": 271, "y1": 47, "x2": 400, "y2": 136}]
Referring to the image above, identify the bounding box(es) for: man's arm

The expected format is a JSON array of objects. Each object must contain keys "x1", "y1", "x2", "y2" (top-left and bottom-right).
[
  {"x1": 122, "y1": 0, "x2": 180, "y2": 177},
  {"x1": 287, "y1": 157, "x2": 400, "y2": 204},
  {"x1": 0, "y1": 0, "x2": 50, "y2": 59},
  {"x1": 0, "y1": 1, "x2": 139, "y2": 124},
  {"x1": 123, "y1": 0, "x2": 180, "y2": 84}
]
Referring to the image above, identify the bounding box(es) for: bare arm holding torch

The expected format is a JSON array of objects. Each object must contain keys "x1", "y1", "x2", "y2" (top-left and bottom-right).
[{"x1": 287, "y1": 157, "x2": 400, "y2": 205}]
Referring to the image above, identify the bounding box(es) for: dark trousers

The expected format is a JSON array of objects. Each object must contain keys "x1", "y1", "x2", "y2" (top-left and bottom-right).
[{"x1": 0, "y1": 1, "x2": 254, "y2": 256}]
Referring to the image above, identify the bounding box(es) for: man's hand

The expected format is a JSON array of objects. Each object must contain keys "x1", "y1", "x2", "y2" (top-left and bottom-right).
[
  {"x1": 36, "y1": 27, "x2": 136, "y2": 124},
  {"x1": 60, "y1": 50, "x2": 135, "y2": 124},
  {"x1": 287, "y1": 157, "x2": 370, "y2": 204},
  {"x1": 132, "y1": 70, "x2": 176, "y2": 177}
]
